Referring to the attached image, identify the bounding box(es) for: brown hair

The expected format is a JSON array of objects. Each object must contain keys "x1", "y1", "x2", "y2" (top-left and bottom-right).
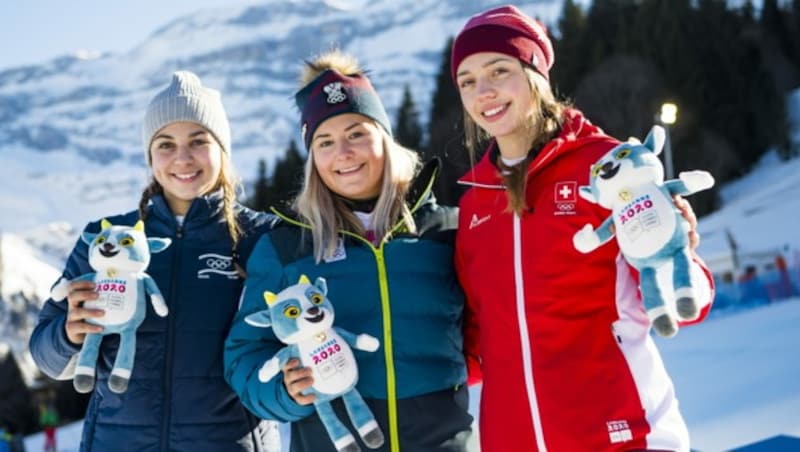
[
  {"x1": 463, "y1": 67, "x2": 568, "y2": 214},
  {"x1": 139, "y1": 142, "x2": 243, "y2": 248}
]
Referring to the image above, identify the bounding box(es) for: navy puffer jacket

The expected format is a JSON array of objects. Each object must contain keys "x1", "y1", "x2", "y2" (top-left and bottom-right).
[{"x1": 30, "y1": 193, "x2": 279, "y2": 452}]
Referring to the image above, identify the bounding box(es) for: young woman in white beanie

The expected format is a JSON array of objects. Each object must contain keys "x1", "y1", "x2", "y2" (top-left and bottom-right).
[{"x1": 30, "y1": 71, "x2": 280, "y2": 451}]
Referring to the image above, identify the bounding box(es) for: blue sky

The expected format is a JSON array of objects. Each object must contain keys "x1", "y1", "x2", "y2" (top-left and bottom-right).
[
  {"x1": 0, "y1": 0, "x2": 252, "y2": 70},
  {"x1": 0, "y1": 0, "x2": 763, "y2": 71}
]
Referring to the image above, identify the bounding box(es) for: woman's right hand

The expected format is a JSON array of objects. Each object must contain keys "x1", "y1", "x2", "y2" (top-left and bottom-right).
[
  {"x1": 282, "y1": 358, "x2": 316, "y2": 405},
  {"x1": 64, "y1": 280, "x2": 104, "y2": 345}
]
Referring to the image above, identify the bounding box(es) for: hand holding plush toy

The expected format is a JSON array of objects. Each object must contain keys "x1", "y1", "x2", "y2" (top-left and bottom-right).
[
  {"x1": 573, "y1": 125, "x2": 714, "y2": 337},
  {"x1": 245, "y1": 275, "x2": 384, "y2": 452},
  {"x1": 51, "y1": 219, "x2": 171, "y2": 393}
]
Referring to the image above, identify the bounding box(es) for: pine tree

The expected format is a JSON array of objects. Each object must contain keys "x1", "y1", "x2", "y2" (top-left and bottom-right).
[
  {"x1": 270, "y1": 140, "x2": 305, "y2": 209},
  {"x1": 741, "y1": 0, "x2": 755, "y2": 24},
  {"x1": 395, "y1": 84, "x2": 423, "y2": 150},
  {"x1": 761, "y1": 0, "x2": 796, "y2": 64},
  {"x1": 245, "y1": 141, "x2": 306, "y2": 212},
  {"x1": 558, "y1": 0, "x2": 790, "y2": 210},
  {"x1": 425, "y1": 37, "x2": 469, "y2": 206},
  {"x1": 551, "y1": 0, "x2": 587, "y2": 96},
  {"x1": 248, "y1": 159, "x2": 270, "y2": 212},
  {"x1": 789, "y1": 0, "x2": 800, "y2": 71}
]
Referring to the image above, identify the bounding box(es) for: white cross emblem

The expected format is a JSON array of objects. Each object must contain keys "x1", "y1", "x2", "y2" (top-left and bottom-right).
[
  {"x1": 323, "y1": 82, "x2": 347, "y2": 104},
  {"x1": 554, "y1": 181, "x2": 577, "y2": 203}
]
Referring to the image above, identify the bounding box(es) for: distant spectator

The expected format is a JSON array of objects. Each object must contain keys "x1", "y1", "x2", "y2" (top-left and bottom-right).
[
  {"x1": 39, "y1": 401, "x2": 59, "y2": 452},
  {"x1": 713, "y1": 272, "x2": 740, "y2": 310},
  {"x1": 738, "y1": 265, "x2": 770, "y2": 305},
  {"x1": 722, "y1": 271, "x2": 735, "y2": 284},
  {"x1": 774, "y1": 256, "x2": 798, "y2": 298},
  {"x1": 0, "y1": 342, "x2": 36, "y2": 451}
]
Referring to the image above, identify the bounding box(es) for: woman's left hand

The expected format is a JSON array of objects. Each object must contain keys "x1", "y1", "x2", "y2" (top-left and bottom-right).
[{"x1": 674, "y1": 195, "x2": 700, "y2": 250}]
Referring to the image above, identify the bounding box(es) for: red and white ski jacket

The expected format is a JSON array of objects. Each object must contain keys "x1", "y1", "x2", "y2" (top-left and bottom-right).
[{"x1": 455, "y1": 109, "x2": 714, "y2": 452}]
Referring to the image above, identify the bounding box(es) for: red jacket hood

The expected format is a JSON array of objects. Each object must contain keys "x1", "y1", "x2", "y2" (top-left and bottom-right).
[{"x1": 458, "y1": 108, "x2": 613, "y2": 187}]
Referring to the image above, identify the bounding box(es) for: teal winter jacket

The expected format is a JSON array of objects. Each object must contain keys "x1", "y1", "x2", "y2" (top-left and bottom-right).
[{"x1": 224, "y1": 162, "x2": 472, "y2": 452}]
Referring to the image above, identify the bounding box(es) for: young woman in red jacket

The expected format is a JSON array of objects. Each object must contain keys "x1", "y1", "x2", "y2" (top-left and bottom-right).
[{"x1": 450, "y1": 5, "x2": 714, "y2": 452}]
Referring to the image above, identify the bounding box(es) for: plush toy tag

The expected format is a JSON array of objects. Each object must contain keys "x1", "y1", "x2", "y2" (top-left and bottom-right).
[
  {"x1": 614, "y1": 187, "x2": 677, "y2": 258},
  {"x1": 298, "y1": 330, "x2": 357, "y2": 394},
  {"x1": 85, "y1": 276, "x2": 138, "y2": 325}
]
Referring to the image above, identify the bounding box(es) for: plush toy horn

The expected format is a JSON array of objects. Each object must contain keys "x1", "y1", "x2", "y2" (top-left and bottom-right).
[{"x1": 263, "y1": 291, "x2": 278, "y2": 306}]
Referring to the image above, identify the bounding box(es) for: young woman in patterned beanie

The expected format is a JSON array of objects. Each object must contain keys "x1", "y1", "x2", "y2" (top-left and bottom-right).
[{"x1": 225, "y1": 49, "x2": 473, "y2": 452}]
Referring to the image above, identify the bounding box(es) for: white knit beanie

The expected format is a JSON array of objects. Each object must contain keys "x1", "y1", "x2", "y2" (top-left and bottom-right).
[{"x1": 142, "y1": 71, "x2": 231, "y2": 163}]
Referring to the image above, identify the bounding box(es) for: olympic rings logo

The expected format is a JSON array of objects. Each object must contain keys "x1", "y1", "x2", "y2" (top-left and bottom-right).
[
  {"x1": 205, "y1": 258, "x2": 230, "y2": 269},
  {"x1": 198, "y1": 253, "x2": 232, "y2": 270}
]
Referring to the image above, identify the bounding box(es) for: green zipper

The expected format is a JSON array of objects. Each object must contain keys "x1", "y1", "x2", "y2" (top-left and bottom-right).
[{"x1": 269, "y1": 172, "x2": 436, "y2": 452}]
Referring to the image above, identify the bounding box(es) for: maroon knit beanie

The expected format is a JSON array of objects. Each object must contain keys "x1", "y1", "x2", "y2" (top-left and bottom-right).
[
  {"x1": 295, "y1": 69, "x2": 392, "y2": 150},
  {"x1": 451, "y1": 4, "x2": 554, "y2": 83}
]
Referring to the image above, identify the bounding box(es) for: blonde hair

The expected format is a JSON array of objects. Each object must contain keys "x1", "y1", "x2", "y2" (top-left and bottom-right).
[
  {"x1": 295, "y1": 128, "x2": 420, "y2": 262},
  {"x1": 463, "y1": 67, "x2": 567, "y2": 214},
  {"x1": 293, "y1": 49, "x2": 420, "y2": 262},
  {"x1": 139, "y1": 137, "x2": 243, "y2": 248}
]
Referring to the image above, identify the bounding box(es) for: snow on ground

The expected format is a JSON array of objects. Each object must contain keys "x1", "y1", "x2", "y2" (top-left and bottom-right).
[
  {"x1": 696, "y1": 150, "x2": 800, "y2": 274},
  {"x1": 657, "y1": 298, "x2": 800, "y2": 451},
  {"x1": 26, "y1": 298, "x2": 800, "y2": 452}
]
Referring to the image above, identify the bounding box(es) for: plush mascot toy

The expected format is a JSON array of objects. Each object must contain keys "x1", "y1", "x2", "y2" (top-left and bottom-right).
[
  {"x1": 245, "y1": 275, "x2": 384, "y2": 452},
  {"x1": 573, "y1": 125, "x2": 714, "y2": 337},
  {"x1": 51, "y1": 219, "x2": 171, "y2": 393}
]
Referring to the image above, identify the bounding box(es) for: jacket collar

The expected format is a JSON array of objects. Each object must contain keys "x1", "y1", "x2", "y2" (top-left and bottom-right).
[
  {"x1": 458, "y1": 108, "x2": 608, "y2": 188},
  {"x1": 406, "y1": 157, "x2": 439, "y2": 211},
  {"x1": 149, "y1": 189, "x2": 225, "y2": 227}
]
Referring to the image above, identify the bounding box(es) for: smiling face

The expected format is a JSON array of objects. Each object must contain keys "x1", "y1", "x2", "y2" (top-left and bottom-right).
[
  {"x1": 148, "y1": 122, "x2": 223, "y2": 215},
  {"x1": 310, "y1": 113, "x2": 385, "y2": 201},
  {"x1": 456, "y1": 52, "x2": 538, "y2": 158}
]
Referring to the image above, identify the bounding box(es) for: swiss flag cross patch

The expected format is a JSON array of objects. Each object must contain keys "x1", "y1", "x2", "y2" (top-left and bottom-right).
[{"x1": 554, "y1": 181, "x2": 577, "y2": 202}]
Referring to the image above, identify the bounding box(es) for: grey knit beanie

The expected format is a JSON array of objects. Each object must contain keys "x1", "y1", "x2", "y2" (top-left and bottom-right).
[{"x1": 142, "y1": 71, "x2": 231, "y2": 163}]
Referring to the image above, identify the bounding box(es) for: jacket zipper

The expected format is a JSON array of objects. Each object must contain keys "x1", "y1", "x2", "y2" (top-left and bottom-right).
[
  {"x1": 372, "y1": 245, "x2": 400, "y2": 452},
  {"x1": 513, "y1": 215, "x2": 547, "y2": 451},
  {"x1": 160, "y1": 225, "x2": 183, "y2": 451},
  {"x1": 267, "y1": 175, "x2": 435, "y2": 452}
]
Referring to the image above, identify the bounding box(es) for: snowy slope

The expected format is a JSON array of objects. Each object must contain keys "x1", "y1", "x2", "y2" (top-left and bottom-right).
[
  {"x1": 695, "y1": 88, "x2": 800, "y2": 274},
  {"x1": 658, "y1": 299, "x2": 800, "y2": 451},
  {"x1": 24, "y1": 298, "x2": 800, "y2": 451},
  {"x1": 0, "y1": 230, "x2": 62, "y2": 385}
]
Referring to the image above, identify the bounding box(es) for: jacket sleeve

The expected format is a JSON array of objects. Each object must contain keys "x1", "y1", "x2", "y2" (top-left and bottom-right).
[
  {"x1": 454, "y1": 212, "x2": 482, "y2": 386},
  {"x1": 29, "y1": 225, "x2": 93, "y2": 379},
  {"x1": 223, "y1": 234, "x2": 315, "y2": 422}
]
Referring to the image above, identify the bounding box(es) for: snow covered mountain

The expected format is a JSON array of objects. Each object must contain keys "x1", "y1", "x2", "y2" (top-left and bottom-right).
[
  {"x1": 0, "y1": 228, "x2": 64, "y2": 385},
  {"x1": 0, "y1": 0, "x2": 563, "y2": 232}
]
